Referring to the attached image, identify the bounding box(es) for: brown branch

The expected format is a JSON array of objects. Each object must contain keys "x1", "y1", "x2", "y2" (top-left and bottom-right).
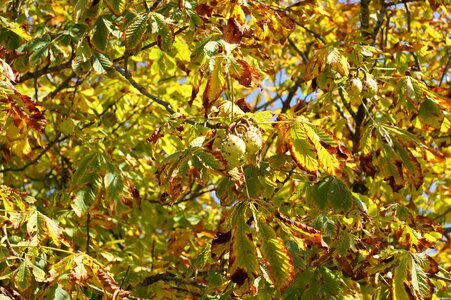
[
  {"x1": 331, "y1": 97, "x2": 355, "y2": 135},
  {"x1": 141, "y1": 273, "x2": 206, "y2": 289},
  {"x1": 0, "y1": 134, "x2": 65, "y2": 173},
  {"x1": 288, "y1": 38, "x2": 308, "y2": 64},
  {"x1": 373, "y1": 0, "x2": 388, "y2": 41},
  {"x1": 338, "y1": 86, "x2": 357, "y2": 120},
  {"x1": 384, "y1": 0, "x2": 425, "y2": 7},
  {"x1": 18, "y1": 61, "x2": 72, "y2": 83},
  {"x1": 431, "y1": 274, "x2": 451, "y2": 283},
  {"x1": 288, "y1": 17, "x2": 326, "y2": 44},
  {"x1": 360, "y1": 0, "x2": 371, "y2": 37},
  {"x1": 114, "y1": 66, "x2": 224, "y2": 129}
]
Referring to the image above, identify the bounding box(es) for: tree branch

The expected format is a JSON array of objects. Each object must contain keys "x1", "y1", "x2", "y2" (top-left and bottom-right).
[
  {"x1": 439, "y1": 52, "x2": 451, "y2": 86},
  {"x1": 18, "y1": 61, "x2": 72, "y2": 83},
  {"x1": 0, "y1": 134, "x2": 65, "y2": 173},
  {"x1": 114, "y1": 66, "x2": 224, "y2": 129},
  {"x1": 373, "y1": 0, "x2": 388, "y2": 41},
  {"x1": 332, "y1": 98, "x2": 355, "y2": 135},
  {"x1": 141, "y1": 273, "x2": 206, "y2": 289}
]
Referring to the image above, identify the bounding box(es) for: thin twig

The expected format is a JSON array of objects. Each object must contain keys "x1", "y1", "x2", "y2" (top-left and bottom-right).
[
  {"x1": 288, "y1": 38, "x2": 308, "y2": 64},
  {"x1": 403, "y1": 1, "x2": 411, "y2": 32},
  {"x1": 43, "y1": 72, "x2": 76, "y2": 100},
  {"x1": 431, "y1": 274, "x2": 451, "y2": 283},
  {"x1": 120, "y1": 266, "x2": 130, "y2": 290},
  {"x1": 384, "y1": 0, "x2": 424, "y2": 7},
  {"x1": 18, "y1": 61, "x2": 72, "y2": 83},
  {"x1": 331, "y1": 98, "x2": 355, "y2": 135},
  {"x1": 289, "y1": 17, "x2": 326, "y2": 44},
  {"x1": 86, "y1": 213, "x2": 90, "y2": 255},
  {"x1": 439, "y1": 53, "x2": 451, "y2": 86},
  {"x1": 338, "y1": 87, "x2": 357, "y2": 120}
]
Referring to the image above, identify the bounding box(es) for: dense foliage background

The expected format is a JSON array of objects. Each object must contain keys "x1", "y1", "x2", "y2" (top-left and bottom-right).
[{"x1": 0, "y1": 0, "x2": 450, "y2": 299}]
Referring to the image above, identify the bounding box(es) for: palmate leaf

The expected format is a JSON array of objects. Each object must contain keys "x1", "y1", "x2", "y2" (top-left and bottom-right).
[
  {"x1": 0, "y1": 16, "x2": 32, "y2": 41},
  {"x1": 92, "y1": 16, "x2": 109, "y2": 52},
  {"x1": 288, "y1": 123, "x2": 318, "y2": 173},
  {"x1": 104, "y1": 0, "x2": 126, "y2": 16},
  {"x1": 393, "y1": 140, "x2": 423, "y2": 189},
  {"x1": 14, "y1": 261, "x2": 32, "y2": 292},
  {"x1": 303, "y1": 123, "x2": 343, "y2": 176},
  {"x1": 125, "y1": 13, "x2": 149, "y2": 49},
  {"x1": 92, "y1": 51, "x2": 112, "y2": 74},
  {"x1": 256, "y1": 215, "x2": 294, "y2": 292},
  {"x1": 151, "y1": 13, "x2": 174, "y2": 51},
  {"x1": 229, "y1": 204, "x2": 259, "y2": 285},
  {"x1": 310, "y1": 176, "x2": 353, "y2": 212},
  {"x1": 419, "y1": 98, "x2": 444, "y2": 130},
  {"x1": 27, "y1": 211, "x2": 71, "y2": 247},
  {"x1": 202, "y1": 57, "x2": 226, "y2": 113},
  {"x1": 228, "y1": 58, "x2": 261, "y2": 88}
]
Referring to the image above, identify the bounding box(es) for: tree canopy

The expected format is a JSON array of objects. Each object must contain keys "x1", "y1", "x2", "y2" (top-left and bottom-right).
[{"x1": 0, "y1": 0, "x2": 450, "y2": 299}]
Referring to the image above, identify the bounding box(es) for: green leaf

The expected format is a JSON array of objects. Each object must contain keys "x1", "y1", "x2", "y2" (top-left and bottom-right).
[
  {"x1": 311, "y1": 177, "x2": 353, "y2": 212},
  {"x1": 419, "y1": 98, "x2": 444, "y2": 130},
  {"x1": 26, "y1": 258, "x2": 46, "y2": 282},
  {"x1": 74, "y1": 0, "x2": 90, "y2": 23},
  {"x1": 229, "y1": 204, "x2": 259, "y2": 285},
  {"x1": 244, "y1": 166, "x2": 262, "y2": 199},
  {"x1": 283, "y1": 268, "x2": 314, "y2": 299},
  {"x1": 392, "y1": 252, "x2": 412, "y2": 299},
  {"x1": 195, "y1": 150, "x2": 223, "y2": 170},
  {"x1": 104, "y1": 168, "x2": 124, "y2": 200},
  {"x1": 92, "y1": 51, "x2": 112, "y2": 74},
  {"x1": 72, "y1": 188, "x2": 95, "y2": 217},
  {"x1": 54, "y1": 285, "x2": 71, "y2": 300},
  {"x1": 30, "y1": 35, "x2": 51, "y2": 66},
  {"x1": 125, "y1": 13, "x2": 149, "y2": 49},
  {"x1": 217, "y1": 178, "x2": 236, "y2": 206},
  {"x1": 92, "y1": 16, "x2": 109, "y2": 52},
  {"x1": 104, "y1": 0, "x2": 126, "y2": 15},
  {"x1": 256, "y1": 215, "x2": 294, "y2": 292},
  {"x1": 289, "y1": 123, "x2": 318, "y2": 173},
  {"x1": 151, "y1": 13, "x2": 173, "y2": 51},
  {"x1": 14, "y1": 261, "x2": 32, "y2": 292}
]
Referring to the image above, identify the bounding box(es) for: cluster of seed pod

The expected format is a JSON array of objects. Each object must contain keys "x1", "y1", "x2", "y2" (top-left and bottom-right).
[
  {"x1": 219, "y1": 118, "x2": 263, "y2": 168},
  {"x1": 346, "y1": 68, "x2": 378, "y2": 100}
]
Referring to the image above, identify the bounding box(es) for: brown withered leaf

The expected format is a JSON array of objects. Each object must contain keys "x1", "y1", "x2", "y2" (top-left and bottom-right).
[
  {"x1": 211, "y1": 230, "x2": 231, "y2": 260},
  {"x1": 8, "y1": 91, "x2": 46, "y2": 132},
  {"x1": 222, "y1": 18, "x2": 244, "y2": 44},
  {"x1": 235, "y1": 98, "x2": 252, "y2": 113},
  {"x1": 276, "y1": 212, "x2": 329, "y2": 251},
  {"x1": 196, "y1": 3, "x2": 214, "y2": 19},
  {"x1": 190, "y1": 70, "x2": 203, "y2": 106},
  {"x1": 229, "y1": 59, "x2": 260, "y2": 88},
  {"x1": 147, "y1": 126, "x2": 164, "y2": 143}
]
